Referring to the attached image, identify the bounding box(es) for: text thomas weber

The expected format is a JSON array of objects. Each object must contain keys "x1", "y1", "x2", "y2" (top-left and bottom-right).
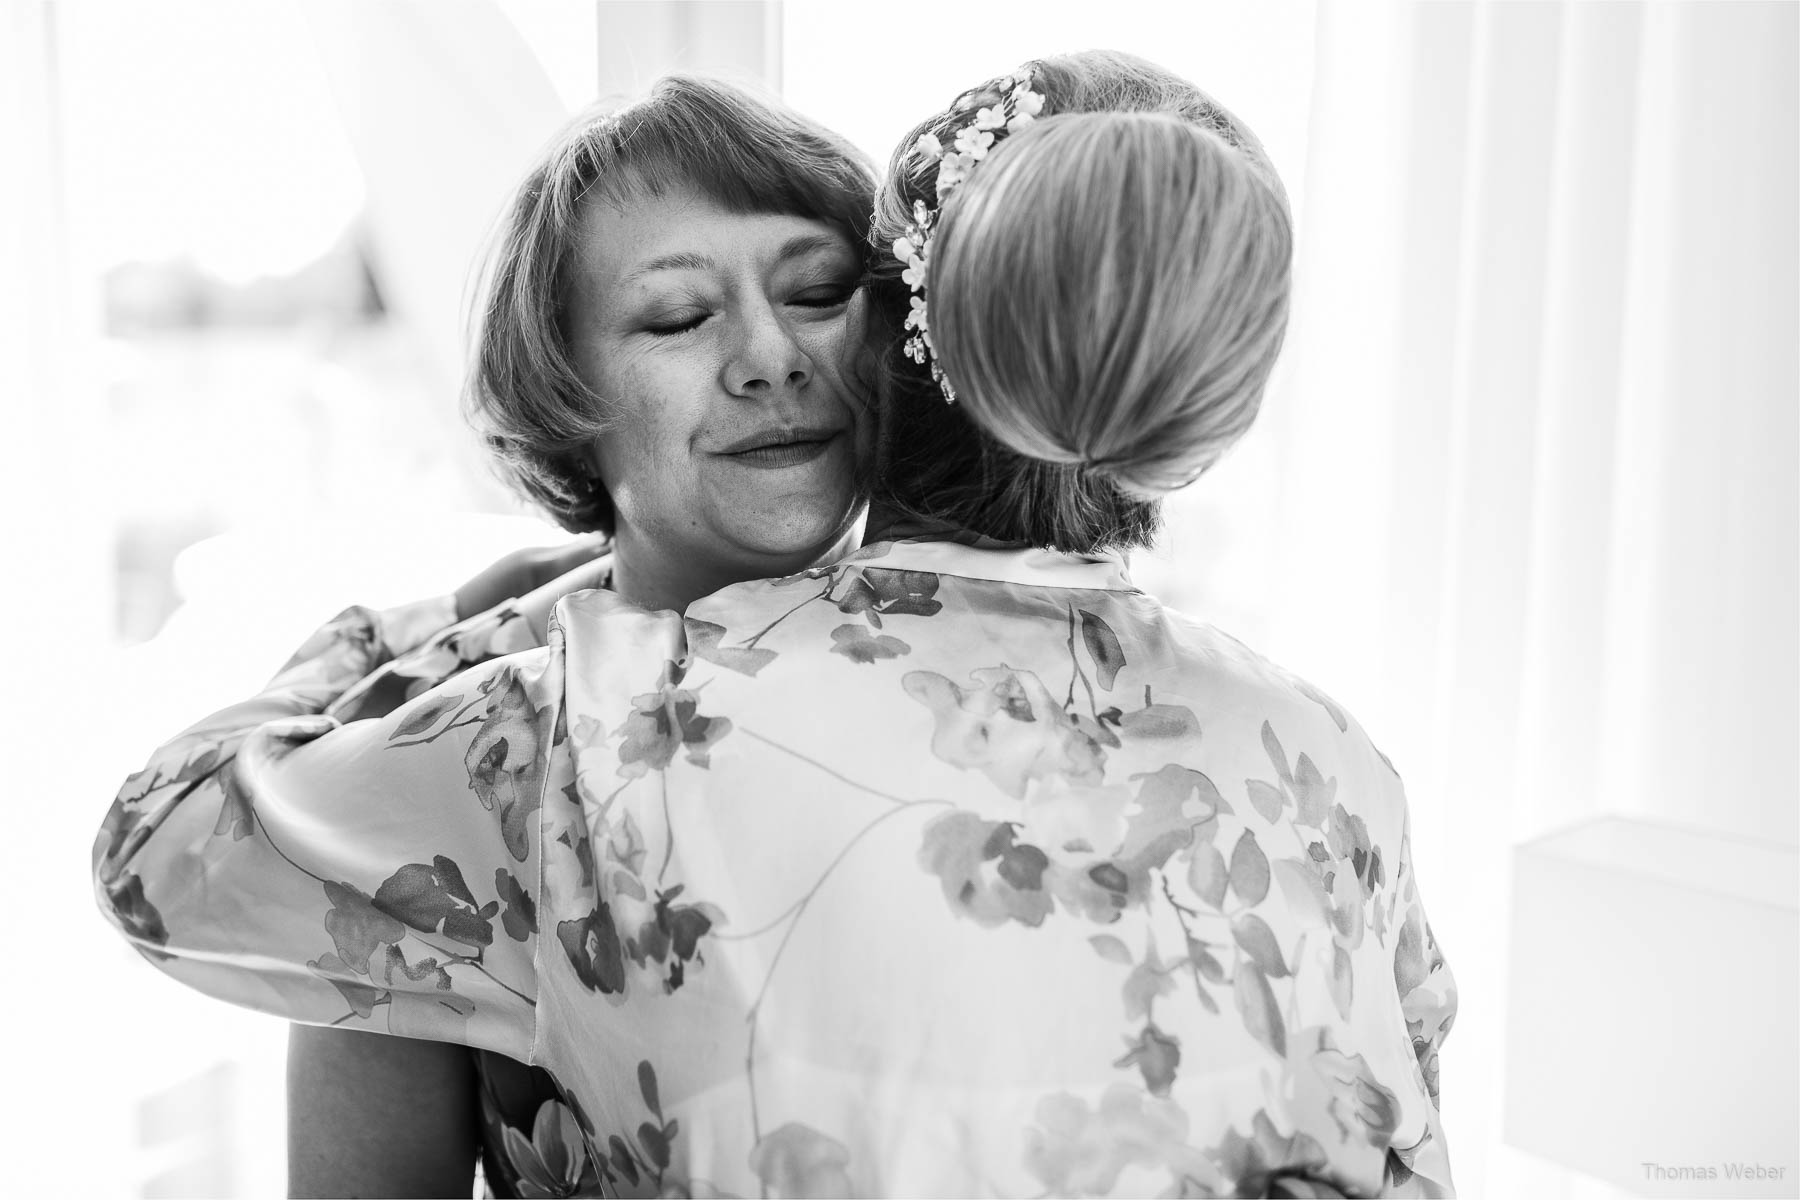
[{"x1": 1641, "y1": 1162, "x2": 1791, "y2": 1184}]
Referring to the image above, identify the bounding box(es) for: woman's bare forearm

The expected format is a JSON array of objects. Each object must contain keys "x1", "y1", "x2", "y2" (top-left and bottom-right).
[{"x1": 287, "y1": 1025, "x2": 477, "y2": 1199}]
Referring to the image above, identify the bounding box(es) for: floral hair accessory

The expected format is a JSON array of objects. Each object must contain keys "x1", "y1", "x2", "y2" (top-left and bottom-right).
[{"x1": 895, "y1": 67, "x2": 1047, "y2": 404}]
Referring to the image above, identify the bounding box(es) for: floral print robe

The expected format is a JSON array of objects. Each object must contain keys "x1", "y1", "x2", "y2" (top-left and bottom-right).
[{"x1": 95, "y1": 538, "x2": 1457, "y2": 1197}]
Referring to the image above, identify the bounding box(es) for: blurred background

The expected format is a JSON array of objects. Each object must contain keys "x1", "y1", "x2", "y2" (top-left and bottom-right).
[{"x1": 2, "y1": 1, "x2": 1793, "y2": 1196}]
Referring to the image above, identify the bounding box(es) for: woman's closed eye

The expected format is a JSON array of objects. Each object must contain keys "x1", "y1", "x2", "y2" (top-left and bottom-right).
[
  {"x1": 789, "y1": 283, "x2": 859, "y2": 311},
  {"x1": 643, "y1": 309, "x2": 710, "y2": 336}
]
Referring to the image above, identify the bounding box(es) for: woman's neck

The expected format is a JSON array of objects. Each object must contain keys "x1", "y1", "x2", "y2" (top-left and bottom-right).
[{"x1": 606, "y1": 521, "x2": 865, "y2": 612}]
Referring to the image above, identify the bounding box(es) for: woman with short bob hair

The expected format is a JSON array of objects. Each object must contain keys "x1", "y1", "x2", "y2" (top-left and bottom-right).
[
  {"x1": 99, "y1": 51, "x2": 1456, "y2": 1198},
  {"x1": 469, "y1": 72, "x2": 878, "y2": 539},
  {"x1": 107, "y1": 73, "x2": 884, "y2": 1197}
]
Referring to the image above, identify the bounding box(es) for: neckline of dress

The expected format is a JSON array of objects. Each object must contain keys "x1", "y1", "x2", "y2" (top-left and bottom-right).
[{"x1": 831, "y1": 536, "x2": 1138, "y2": 593}]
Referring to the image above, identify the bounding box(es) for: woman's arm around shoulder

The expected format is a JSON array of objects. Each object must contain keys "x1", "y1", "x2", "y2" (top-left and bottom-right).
[{"x1": 93, "y1": 641, "x2": 564, "y2": 1062}]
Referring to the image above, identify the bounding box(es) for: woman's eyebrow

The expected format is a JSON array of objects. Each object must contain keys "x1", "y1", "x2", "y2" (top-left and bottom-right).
[
  {"x1": 776, "y1": 233, "x2": 851, "y2": 264},
  {"x1": 624, "y1": 251, "x2": 715, "y2": 282}
]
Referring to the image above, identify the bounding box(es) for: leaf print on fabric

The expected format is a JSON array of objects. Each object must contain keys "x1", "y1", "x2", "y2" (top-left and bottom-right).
[
  {"x1": 393, "y1": 691, "x2": 467, "y2": 739},
  {"x1": 1117, "y1": 703, "x2": 1201, "y2": 741},
  {"x1": 379, "y1": 944, "x2": 475, "y2": 1017},
  {"x1": 1229, "y1": 830, "x2": 1271, "y2": 905},
  {"x1": 1292, "y1": 754, "x2": 1337, "y2": 829},
  {"x1": 638, "y1": 1120, "x2": 671, "y2": 1171},
  {"x1": 1327, "y1": 803, "x2": 1383, "y2": 896},
  {"x1": 1393, "y1": 908, "x2": 1434, "y2": 997},
  {"x1": 495, "y1": 869, "x2": 536, "y2": 941},
  {"x1": 499, "y1": 1099, "x2": 603, "y2": 1198},
  {"x1": 1395, "y1": 905, "x2": 1454, "y2": 1107},
  {"x1": 212, "y1": 763, "x2": 254, "y2": 841},
  {"x1": 1078, "y1": 609, "x2": 1126, "y2": 690},
  {"x1": 1187, "y1": 843, "x2": 1230, "y2": 910},
  {"x1": 1119, "y1": 765, "x2": 1230, "y2": 867},
  {"x1": 917, "y1": 811, "x2": 1055, "y2": 927},
  {"x1": 307, "y1": 952, "x2": 386, "y2": 1019},
  {"x1": 1233, "y1": 913, "x2": 1291, "y2": 979},
  {"x1": 617, "y1": 661, "x2": 734, "y2": 779},
  {"x1": 1234, "y1": 960, "x2": 1287, "y2": 1056},
  {"x1": 1284, "y1": 1028, "x2": 1402, "y2": 1152},
  {"x1": 322, "y1": 879, "x2": 406, "y2": 974},
  {"x1": 461, "y1": 668, "x2": 555, "y2": 863},
  {"x1": 554, "y1": 827, "x2": 596, "y2": 891},
  {"x1": 276, "y1": 605, "x2": 380, "y2": 677},
  {"x1": 1329, "y1": 942, "x2": 1355, "y2": 1020},
  {"x1": 1023, "y1": 1086, "x2": 1221, "y2": 1197},
  {"x1": 904, "y1": 666, "x2": 1106, "y2": 798},
  {"x1": 373, "y1": 856, "x2": 498, "y2": 950},
  {"x1": 116, "y1": 740, "x2": 225, "y2": 807},
  {"x1": 556, "y1": 903, "x2": 627, "y2": 995},
  {"x1": 685, "y1": 617, "x2": 778, "y2": 677},
  {"x1": 1114, "y1": 1022, "x2": 1182, "y2": 1097},
  {"x1": 1247, "y1": 778, "x2": 1286, "y2": 824},
  {"x1": 105, "y1": 873, "x2": 171, "y2": 956},
  {"x1": 1325, "y1": 865, "x2": 1367, "y2": 952},
  {"x1": 1090, "y1": 934, "x2": 1133, "y2": 965},
  {"x1": 749, "y1": 1122, "x2": 853, "y2": 1199},
  {"x1": 638, "y1": 1059, "x2": 661, "y2": 1117},
  {"x1": 1121, "y1": 944, "x2": 1177, "y2": 1021},
  {"x1": 1208, "y1": 1110, "x2": 1331, "y2": 1198},
  {"x1": 833, "y1": 566, "x2": 943, "y2": 629},
  {"x1": 624, "y1": 885, "x2": 725, "y2": 994},
  {"x1": 1294, "y1": 678, "x2": 1349, "y2": 732},
  {"x1": 1262, "y1": 721, "x2": 1294, "y2": 787},
  {"x1": 607, "y1": 1135, "x2": 641, "y2": 1188},
  {"x1": 828, "y1": 623, "x2": 910, "y2": 664}
]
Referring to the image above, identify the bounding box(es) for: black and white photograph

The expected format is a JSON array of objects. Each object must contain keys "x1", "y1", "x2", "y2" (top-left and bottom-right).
[{"x1": 4, "y1": 1, "x2": 1795, "y2": 1197}]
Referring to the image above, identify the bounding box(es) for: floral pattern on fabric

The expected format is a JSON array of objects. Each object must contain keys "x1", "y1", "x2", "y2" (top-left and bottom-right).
[
  {"x1": 97, "y1": 539, "x2": 1457, "y2": 1197},
  {"x1": 92, "y1": 589, "x2": 624, "y2": 1198}
]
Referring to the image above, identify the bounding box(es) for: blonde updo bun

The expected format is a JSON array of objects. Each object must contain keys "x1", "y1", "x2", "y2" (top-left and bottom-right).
[
  {"x1": 932, "y1": 111, "x2": 1292, "y2": 501},
  {"x1": 869, "y1": 50, "x2": 1292, "y2": 553}
]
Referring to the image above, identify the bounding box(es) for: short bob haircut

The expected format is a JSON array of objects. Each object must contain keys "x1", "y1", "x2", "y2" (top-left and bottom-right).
[
  {"x1": 467, "y1": 75, "x2": 877, "y2": 534},
  {"x1": 868, "y1": 50, "x2": 1293, "y2": 552}
]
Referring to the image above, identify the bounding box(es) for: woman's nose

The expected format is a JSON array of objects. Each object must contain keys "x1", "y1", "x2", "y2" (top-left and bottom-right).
[{"x1": 723, "y1": 304, "x2": 813, "y2": 398}]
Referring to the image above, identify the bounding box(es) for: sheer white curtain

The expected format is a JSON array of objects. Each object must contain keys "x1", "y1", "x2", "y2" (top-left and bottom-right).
[{"x1": 1268, "y1": 3, "x2": 1797, "y2": 1195}]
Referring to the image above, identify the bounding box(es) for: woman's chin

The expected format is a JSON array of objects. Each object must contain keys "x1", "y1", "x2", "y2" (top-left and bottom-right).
[{"x1": 714, "y1": 497, "x2": 866, "y2": 569}]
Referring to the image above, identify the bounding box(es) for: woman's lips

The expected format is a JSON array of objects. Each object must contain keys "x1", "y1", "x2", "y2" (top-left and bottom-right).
[
  {"x1": 722, "y1": 434, "x2": 839, "y2": 469},
  {"x1": 714, "y1": 428, "x2": 843, "y2": 469}
]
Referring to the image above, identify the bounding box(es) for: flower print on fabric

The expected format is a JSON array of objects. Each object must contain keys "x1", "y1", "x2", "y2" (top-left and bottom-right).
[
  {"x1": 617, "y1": 660, "x2": 734, "y2": 777},
  {"x1": 96, "y1": 539, "x2": 1456, "y2": 1197},
  {"x1": 685, "y1": 561, "x2": 947, "y2": 679},
  {"x1": 547, "y1": 657, "x2": 732, "y2": 1001},
  {"x1": 500, "y1": 1098, "x2": 604, "y2": 1198},
  {"x1": 750, "y1": 1122, "x2": 854, "y2": 1199},
  {"x1": 464, "y1": 666, "x2": 558, "y2": 862},
  {"x1": 301, "y1": 849, "x2": 524, "y2": 1028},
  {"x1": 904, "y1": 666, "x2": 1109, "y2": 797},
  {"x1": 333, "y1": 600, "x2": 538, "y2": 723},
  {"x1": 1023, "y1": 1085, "x2": 1222, "y2": 1197},
  {"x1": 918, "y1": 770, "x2": 1231, "y2": 935}
]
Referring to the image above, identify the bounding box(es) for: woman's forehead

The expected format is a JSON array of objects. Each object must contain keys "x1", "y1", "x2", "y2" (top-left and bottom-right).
[{"x1": 573, "y1": 187, "x2": 857, "y2": 288}]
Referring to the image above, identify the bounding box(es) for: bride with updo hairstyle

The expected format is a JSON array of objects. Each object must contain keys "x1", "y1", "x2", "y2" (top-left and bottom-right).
[
  {"x1": 868, "y1": 48, "x2": 1293, "y2": 550},
  {"x1": 98, "y1": 49, "x2": 1458, "y2": 1199}
]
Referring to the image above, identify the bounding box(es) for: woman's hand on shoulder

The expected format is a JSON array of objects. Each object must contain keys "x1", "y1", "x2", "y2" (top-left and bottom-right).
[{"x1": 453, "y1": 534, "x2": 610, "y2": 621}]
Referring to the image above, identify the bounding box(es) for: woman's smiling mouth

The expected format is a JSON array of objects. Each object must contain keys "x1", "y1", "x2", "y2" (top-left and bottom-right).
[{"x1": 714, "y1": 428, "x2": 842, "y2": 469}]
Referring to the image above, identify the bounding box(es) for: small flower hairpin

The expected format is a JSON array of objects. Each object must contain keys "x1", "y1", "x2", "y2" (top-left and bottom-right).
[{"x1": 894, "y1": 68, "x2": 1046, "y2": 404}]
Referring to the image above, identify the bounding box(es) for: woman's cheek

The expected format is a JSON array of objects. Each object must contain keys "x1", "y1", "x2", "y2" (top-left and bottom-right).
[{"x1": 814, "y1": 297, "x2": 875, "y2": 415}]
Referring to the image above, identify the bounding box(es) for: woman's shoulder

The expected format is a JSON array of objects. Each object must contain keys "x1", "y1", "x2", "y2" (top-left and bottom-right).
[
  {"x1": 1159, "y1": 605, "x2": 1368, "y2": 733},
  {"x1": 1117, "y1": 600, "x2": 1409, "y2": 824}
]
